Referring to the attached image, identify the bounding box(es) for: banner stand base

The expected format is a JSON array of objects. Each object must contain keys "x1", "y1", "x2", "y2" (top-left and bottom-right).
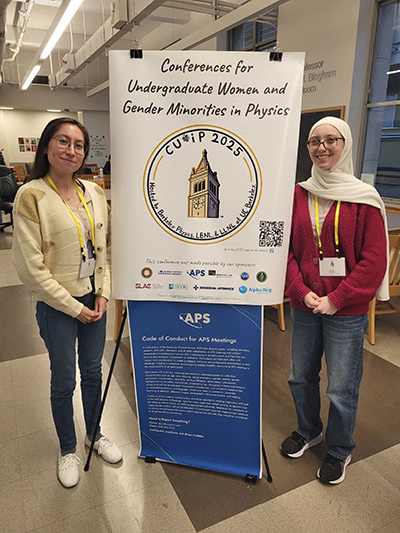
[
  {"x1": 245, "y1": 474, "x2": 258, "y2": 485},
  {"x1": 145, "y1": 456, "x2": 157, "y2": 464},
  {"x1": 84, "y1": 308, "x2": 128, "y2": 472},
  {"x1": 262, "y1": 440, "x2": 273, "y2": 483},
  {"x1": 245, "y1": 440, "x2": 273, "y2": 485}
]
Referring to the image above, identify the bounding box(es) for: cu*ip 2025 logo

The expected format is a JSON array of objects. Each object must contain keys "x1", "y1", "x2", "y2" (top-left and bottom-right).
[{"x1": 144, "y1": 125, "x2": 262, "y2": 244}]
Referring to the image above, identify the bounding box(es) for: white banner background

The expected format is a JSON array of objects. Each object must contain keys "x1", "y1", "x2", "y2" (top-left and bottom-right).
[{"x1": 110, "y1": 51, "x2": 304, "y2": 304}]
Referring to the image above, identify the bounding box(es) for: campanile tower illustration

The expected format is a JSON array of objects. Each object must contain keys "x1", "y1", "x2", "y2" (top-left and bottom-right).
[{"x1": 188, "y1": 149, "x2": 220, "y2": 218}]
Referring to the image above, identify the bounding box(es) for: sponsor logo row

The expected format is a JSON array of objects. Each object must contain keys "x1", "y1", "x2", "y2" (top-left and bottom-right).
[
  {"x1": 141, "y1": 267, "x2": 267, "y2": 282},
  {"x1": 135, "y1": 282, "x2": 272, "y2": 294}
]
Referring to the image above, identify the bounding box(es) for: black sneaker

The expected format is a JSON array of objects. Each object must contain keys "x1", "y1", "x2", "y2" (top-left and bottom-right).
[
  {"x1": 317, "y1": 454, "x2": 351, "y2": 484},
  {"x1": 280, "y1": 431, "x2": 323, "y2": 458}
]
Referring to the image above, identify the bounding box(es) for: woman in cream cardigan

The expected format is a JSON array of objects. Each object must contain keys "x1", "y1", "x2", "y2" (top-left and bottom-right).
[
  {"x1": 12, "y1": 118, "x2": 122, "y2": 488},
  {"x1": 281, "y1": 117, "x2": 388, "y2": 485}
]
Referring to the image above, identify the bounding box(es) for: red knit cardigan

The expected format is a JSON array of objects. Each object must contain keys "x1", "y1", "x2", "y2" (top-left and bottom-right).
[{"x1": 285, "y1": 185, "x2": 387, "y2": 316}]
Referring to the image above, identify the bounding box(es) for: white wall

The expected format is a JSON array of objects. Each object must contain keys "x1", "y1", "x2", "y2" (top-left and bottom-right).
[
  {"x1": 0, "y1": 83, "x2": 110, "y2": 112},
  {"x1": 1, "y1": 109, "x2": 77, "y2": 166},
  {"x1": 82, "y1": 110, "x2": 110, "y2": 169},
  {"x1": 277, "y1": 0, "x2": 377, "y2": 172},
  {"x1": 278, "y1": 0, "x2": 361, "y2": 115},
  {"x1": 0, "y1": 107, "x2": 111, "y2": 172}
]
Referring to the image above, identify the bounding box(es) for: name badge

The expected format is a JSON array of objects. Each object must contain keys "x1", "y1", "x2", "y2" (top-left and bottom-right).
[
  {"x1": 319, "y1": 257, "x2": 346, "y2": 277},
  {"x1": 79, "y1": 257, "x2": 96, "y2": 278}
]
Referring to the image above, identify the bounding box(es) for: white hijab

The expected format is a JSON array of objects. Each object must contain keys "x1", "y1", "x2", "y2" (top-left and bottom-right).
[{"x1": 300, "y1": 116, "x2": 389, "y2": 301}]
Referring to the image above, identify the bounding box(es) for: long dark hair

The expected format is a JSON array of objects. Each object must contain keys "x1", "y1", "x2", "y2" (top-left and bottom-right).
[{"x1": 28, "y1": 117, "x2": 90, "y2": 182}]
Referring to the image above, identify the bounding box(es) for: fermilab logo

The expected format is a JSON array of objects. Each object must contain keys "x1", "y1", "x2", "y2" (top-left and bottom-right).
[{"x1": 179, "y1": 312, "x2": 211, "y2": 329}]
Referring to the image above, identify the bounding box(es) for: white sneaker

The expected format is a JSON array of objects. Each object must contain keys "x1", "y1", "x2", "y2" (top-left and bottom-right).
[
  {"x1": 58, "y1": 453, "x2": 81, "y2": 488},
  {"x1": 85, "y1": 435, "x2": 123, "y2": 464}
]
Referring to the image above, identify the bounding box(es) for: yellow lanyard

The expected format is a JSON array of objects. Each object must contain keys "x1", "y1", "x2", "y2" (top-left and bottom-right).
[
  {"x1": 315, "y1": 196, "x2": 341, "y2": 260},
  {"x1": 46, "y1": 175, "x2": 96, "y2": 261}
]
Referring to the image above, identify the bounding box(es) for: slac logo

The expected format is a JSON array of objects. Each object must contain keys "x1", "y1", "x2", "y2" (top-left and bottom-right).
[
  {"x1": 187, "y1": 269, "x2": 205, "y2": 279},
  {"x1": 179, "y1": 312, "x2": 211, "y2": 329}
]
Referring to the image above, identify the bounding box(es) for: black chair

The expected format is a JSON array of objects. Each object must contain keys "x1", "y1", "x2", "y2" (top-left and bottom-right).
[{"x1": 0, "y1": 166, "x2": 19, "y2": 231}]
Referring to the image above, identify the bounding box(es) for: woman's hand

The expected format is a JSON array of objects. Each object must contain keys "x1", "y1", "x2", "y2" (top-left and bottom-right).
[
  {"x1": 93, "y1": 296, "x2": 108, "y2": 321},
  {"x1": 312, "y1": 296, "x2": 338, "y2": 315},
  {"x1": 303, "y1": 291, "x2": 320, "y2": 309},
  {"x1": 76, "y1": 305, "x2": 99, "y2": 324}
]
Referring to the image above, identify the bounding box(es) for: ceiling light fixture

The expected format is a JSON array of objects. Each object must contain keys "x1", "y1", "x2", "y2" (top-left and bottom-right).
[
  {"x1": 21, "y1": 65, "x2": 41, "y2": 91},
  {"x1": 20, "y1": 0, "x2": 84, "y2": 91},
  {"x1": 0, "y1": 107, "x2": 14, "y2": 110},
  {"x1": 40, "y1": 0, "x2": 84, "y2": 60},
  {"x1": 47, "y1": 109, "x2": 62, "y2": 112}
]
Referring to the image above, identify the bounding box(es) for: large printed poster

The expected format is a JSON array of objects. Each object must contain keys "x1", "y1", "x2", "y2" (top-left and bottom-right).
[
  {"x1": 128, "y1": 300, "x2": 263, "y2": 477},
  {"x1": 110, "y1": 51, "x2": 304, "y2": 304}
]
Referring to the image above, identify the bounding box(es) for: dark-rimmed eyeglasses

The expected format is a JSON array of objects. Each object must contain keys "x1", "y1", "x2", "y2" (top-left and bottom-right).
[
  {"x1": 52, "y1": 135, "x2": 85, "y2": 155},
  {"x1": 307, "y1": 136, "x2": 344, "y2": 152}
]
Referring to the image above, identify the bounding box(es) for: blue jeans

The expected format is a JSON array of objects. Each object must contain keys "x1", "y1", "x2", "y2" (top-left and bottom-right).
[
  {"x1": 36, "y1": 292, "x2": 106, "y2": 451},
  {"x1": 289, "y1": 307, "x2": 368, "y2": 460}
]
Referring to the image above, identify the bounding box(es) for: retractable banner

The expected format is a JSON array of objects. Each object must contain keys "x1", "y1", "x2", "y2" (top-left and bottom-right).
[
  {"x1": 128, "y1": 300, "x2": 263, "y2": 477},
  {"x1": 110, "y1": 50, "x2": 304, "y2": 305},
  {"x1": 110, "y1": 50, "x2": 304, "y2": 478}
]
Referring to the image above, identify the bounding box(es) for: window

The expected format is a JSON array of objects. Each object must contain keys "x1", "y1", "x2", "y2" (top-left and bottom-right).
[
  {"x1": 362, "y1": 0, "x2": 400, "y2": 199},
  {"x1": 229, "y1": 9, "x2": 278, "y2": 52}
]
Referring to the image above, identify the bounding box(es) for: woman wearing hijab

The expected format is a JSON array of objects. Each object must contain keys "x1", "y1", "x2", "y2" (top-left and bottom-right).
[
  {"x1": 12, "y1": 118, "x2": 122, "y2": 488},
  {"x1": 280, "y1": 117, "x2": 389, "y2": 484}
]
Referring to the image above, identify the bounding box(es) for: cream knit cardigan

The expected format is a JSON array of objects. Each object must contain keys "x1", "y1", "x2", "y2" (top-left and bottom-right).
[{"x1": 12, "y1": 178, "x2": 111, "y2": 318}]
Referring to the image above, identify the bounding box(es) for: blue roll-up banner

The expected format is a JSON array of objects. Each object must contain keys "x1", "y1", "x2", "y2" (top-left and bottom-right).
[{"x1": 128, "y1": 300, "x2": 263, "y2": 478}]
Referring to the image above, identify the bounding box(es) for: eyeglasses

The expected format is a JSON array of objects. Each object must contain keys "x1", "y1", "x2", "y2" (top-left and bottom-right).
[
  {"x1": 52, "y1": 135, "x2": 85, "y2": 155},
  {"x1": 307, "y1": 136, "x2": 344, "y2": 152}
]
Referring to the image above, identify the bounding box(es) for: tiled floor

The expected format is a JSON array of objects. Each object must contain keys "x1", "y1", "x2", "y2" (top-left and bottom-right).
[{"x1": 1, "y1": 222, "x2": 400, "y2": 532}]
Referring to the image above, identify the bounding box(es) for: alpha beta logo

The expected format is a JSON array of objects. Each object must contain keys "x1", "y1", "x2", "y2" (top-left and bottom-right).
[
  {"x1": 179, "y1": 312, "x2": 211, "y2": 329},
  {"x1": 144, "y1": 125, "x2": 262, "y2": 244}
]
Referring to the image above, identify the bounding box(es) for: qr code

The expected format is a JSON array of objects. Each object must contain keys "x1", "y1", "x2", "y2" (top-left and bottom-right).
[{"x1": 259, "y1": 221, "x2": 284, "y2": 247}]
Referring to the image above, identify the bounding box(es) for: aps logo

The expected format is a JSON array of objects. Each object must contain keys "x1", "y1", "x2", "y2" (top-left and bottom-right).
[
  {"x1": 179, "y1": 312, "x2": 211, "y2": 329},
  {"x1": 187, "y1": 269, "x2": 205, "y2": 280}
]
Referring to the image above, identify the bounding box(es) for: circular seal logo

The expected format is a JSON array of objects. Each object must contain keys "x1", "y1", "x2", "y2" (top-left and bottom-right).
[
  {"x1": 144, "y1": 125, "x2": 262, "y2": 244},
  {"x1": 141, "y1": 267, "x2": 153, "y2": 279},
  {"x1": 239, "y1": 285, "x2": 248, "y2": 294},
  {"x1": 256, "y1": 271, "x2": 267, "y2": 283},
  {"x1": 240, "y1": 271, "x2": 249, "y2": 281}
]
